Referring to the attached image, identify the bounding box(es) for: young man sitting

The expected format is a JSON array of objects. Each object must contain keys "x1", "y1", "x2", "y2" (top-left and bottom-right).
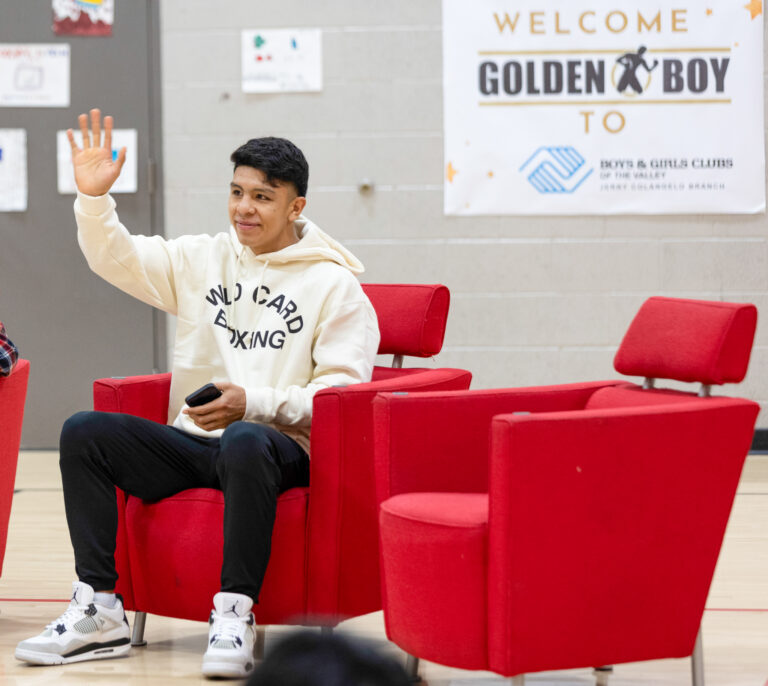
[{"x1": 15, "y1": 109, "x2": 379, "y2": 678}]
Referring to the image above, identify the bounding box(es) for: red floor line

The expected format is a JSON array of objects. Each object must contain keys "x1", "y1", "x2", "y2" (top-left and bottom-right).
[{"x1": 0, "y1": 598, "x2": 69, "y2": 602}]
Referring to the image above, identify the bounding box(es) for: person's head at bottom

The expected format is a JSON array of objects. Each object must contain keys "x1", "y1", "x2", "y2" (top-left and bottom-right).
[{"x1": 247, "y1": 630, "x2": 410, "y2": 686}]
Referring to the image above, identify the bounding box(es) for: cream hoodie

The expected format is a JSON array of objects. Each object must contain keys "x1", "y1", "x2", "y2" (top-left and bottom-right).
[{"x1": 75, "y1": 192, "x2": 380, "y2": 453}]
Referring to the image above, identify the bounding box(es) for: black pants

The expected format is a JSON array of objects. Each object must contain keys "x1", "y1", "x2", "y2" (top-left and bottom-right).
[{"x1": 59, "y1": 411, "x2": 309, "y2": 603}]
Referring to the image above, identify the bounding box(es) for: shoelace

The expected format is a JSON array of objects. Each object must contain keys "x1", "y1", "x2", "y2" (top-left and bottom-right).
[
  {"x1": 45, "y1": 602, "x2": 90, "y2": 630},
  {"x1": 211, "y1": 614, "x2": 251, "y2": 644}
]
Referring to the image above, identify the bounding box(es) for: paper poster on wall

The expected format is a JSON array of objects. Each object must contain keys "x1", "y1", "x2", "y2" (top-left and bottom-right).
[
  {"x1": 442, "y1": 1, "x2": 765, "y2": 215},
  {"x1": 0, "y1": 44, "x2": 70, "y2": 108},
  {"x1": 241, "y1": 29, "x2": 322, "y2": 93},
  {"x1": 0, "y1": 129, "x2": 28, "y2": 212},
  {"x1": 56, "y1": 129, "x2": 138, "y2": 194},
  {"x1": 52, "y1": 0, "x2": 114, "y2": 36}
]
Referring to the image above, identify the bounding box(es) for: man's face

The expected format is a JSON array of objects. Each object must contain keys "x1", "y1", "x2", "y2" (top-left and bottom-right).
[{"x1": 228, "y1": 166, "x2": 306, "y2": 255}]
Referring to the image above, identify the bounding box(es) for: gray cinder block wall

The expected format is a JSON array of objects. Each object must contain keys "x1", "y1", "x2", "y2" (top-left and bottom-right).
[{"x1": 159, "y1": 1, "x2": 768, "y2": 425}]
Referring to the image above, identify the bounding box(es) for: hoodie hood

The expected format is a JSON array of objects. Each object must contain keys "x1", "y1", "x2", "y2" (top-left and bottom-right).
[{"x1": 228, "y1": 215, "x2": 364, "y2": 274}]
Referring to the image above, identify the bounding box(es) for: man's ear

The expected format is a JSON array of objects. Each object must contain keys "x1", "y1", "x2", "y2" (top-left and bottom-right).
[{"x1": 289, "y1": 196, "x2": 307, "y2": 220}]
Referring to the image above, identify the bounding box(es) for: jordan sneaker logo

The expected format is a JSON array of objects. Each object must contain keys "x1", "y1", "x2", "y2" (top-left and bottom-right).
[{"x1": 224, "y1": 602, "x2": 240, "y2": 617}]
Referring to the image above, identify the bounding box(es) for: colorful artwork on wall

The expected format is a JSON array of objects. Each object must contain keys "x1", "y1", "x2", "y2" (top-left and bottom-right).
[{"x1": 52, "y1": 0, "x2": 114, "y2": 37}]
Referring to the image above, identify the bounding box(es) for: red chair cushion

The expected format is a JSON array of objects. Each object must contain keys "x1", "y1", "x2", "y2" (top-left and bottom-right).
[
  {"x1": 584, "y1": 383, "x2": 702, "y2": 409},
  {"x1": 125, "y1": 486, "x2": 309, "y2": 624},
  {"x1": 614, "y1": 297, "x2": 757, "y2": 384},
  {"x1": 379, "y1": 493, "x2": 489, "y2": 671},
  {"x1": 362, "y1": 284, "x2": 449, "y2": 357}
]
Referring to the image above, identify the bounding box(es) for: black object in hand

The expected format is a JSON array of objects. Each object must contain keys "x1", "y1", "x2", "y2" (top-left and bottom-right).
[{"x1": 185, "y1": 383, "x2": 223, "y2": 407}]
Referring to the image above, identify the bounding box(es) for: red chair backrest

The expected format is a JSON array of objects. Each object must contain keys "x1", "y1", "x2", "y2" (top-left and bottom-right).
[
  {"x1": 362, "y1": 284, "x2": 449, "y2": 358},
  {"x1": 613, "y1": 297, "x2": 757, "y2": 385}
]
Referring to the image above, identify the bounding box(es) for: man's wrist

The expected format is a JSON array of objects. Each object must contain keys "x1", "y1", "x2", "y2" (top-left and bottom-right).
[
  {"x1": 244, "y1": 387, "x2": 270, "y2": 421},
  {"x1": 76, "y1": 191, "x2": 113, "y2": 216}
]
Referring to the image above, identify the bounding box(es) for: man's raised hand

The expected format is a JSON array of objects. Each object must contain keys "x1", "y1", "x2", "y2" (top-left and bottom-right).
[{"x1": 66, "y1": 108, "x2": 127, "y2": 197}]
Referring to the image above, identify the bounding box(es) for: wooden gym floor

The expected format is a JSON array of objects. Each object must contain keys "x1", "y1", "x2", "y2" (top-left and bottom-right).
[{"x1": 1, "y1": 451, "x2": 767, "y2": 685}]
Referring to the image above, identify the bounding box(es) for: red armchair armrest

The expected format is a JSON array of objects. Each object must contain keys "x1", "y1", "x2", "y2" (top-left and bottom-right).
[
  {"x1": 307, "y1": 367, "x2": 472, "y2": 620},
  {"x1": 487, "y1": 399, "x2": 759, "y2": 675},
  {"x1": 93, "y1": 373, "x2": 172, "y2": 423}
]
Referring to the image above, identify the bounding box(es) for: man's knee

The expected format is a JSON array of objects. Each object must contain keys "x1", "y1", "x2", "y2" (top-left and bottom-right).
[
  {"x1": 60, "y1": 411, "x2": 102, "y2": 451},
  {"x1": 218, "y1": 422, "x2": 275, "y2": 476},
  {"x1": 60, "y1": 411, "x2": 99, "y2": 473},
  {"x1": 59, "y1": 411, "x2": 124, "y2": 469}
]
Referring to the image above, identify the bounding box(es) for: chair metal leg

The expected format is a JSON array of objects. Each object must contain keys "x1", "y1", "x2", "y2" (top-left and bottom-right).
[
  {"x1": 691, "y1": 629, "x2": 704, "y2": 686},
  {"x1": 510, "y1": 675, "x2": 525, "y2": 686},
  {"x1": 594, "y1": 665, "x2": 613, "y2": 686},
  {"x1": 405, "y1": 654, "x2": 421, "y2": 683},
  {"x1": 255, "y1": 626, "x2": 265, "y2": 660},
  {"x1": 131, "y1": 611, "x2": 147, "y2": 647}
]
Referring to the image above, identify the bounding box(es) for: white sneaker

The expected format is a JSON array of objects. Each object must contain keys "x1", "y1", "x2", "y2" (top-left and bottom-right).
[
  {"x1": 202, "y1": 592, "x2": 257, "y2": 678},
  {"x1": 15, "y1": 581, "x2": 131, "y2": 665}
]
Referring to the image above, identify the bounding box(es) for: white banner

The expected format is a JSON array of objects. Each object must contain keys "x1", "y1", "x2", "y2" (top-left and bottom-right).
[{"x1": 443, "y1": 1, "x2": 765, "y2": 215}]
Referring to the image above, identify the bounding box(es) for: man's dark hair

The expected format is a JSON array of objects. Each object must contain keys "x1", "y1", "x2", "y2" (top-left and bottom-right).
[
  {"x1": 230, "y1": 137, "x2": 309, "y2": 198},
  {"x1": 247, "y1": 630, "x2": 410, "y2": 686}
]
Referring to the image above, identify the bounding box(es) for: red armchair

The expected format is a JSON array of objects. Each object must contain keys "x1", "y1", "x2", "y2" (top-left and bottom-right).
[
  {"x1": 0, "y1": 359, "x2": 30, "y2": 578},
  {"x1": 91, "y1": 284, "x2": 471, "y2": 643},
  {"x1": 375, "y1": 297, "x2": 759, "y2": 685}
]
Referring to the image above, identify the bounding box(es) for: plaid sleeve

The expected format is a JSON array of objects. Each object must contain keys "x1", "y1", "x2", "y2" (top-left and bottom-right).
[{"x1": 0, "y1": 321, "x2": 19, "y2": 377}]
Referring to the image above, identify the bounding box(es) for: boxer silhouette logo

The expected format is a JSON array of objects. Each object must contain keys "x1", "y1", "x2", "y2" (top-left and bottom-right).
[{"x1": 614, "y1": 46, "x2": 658, "y2": 95}]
